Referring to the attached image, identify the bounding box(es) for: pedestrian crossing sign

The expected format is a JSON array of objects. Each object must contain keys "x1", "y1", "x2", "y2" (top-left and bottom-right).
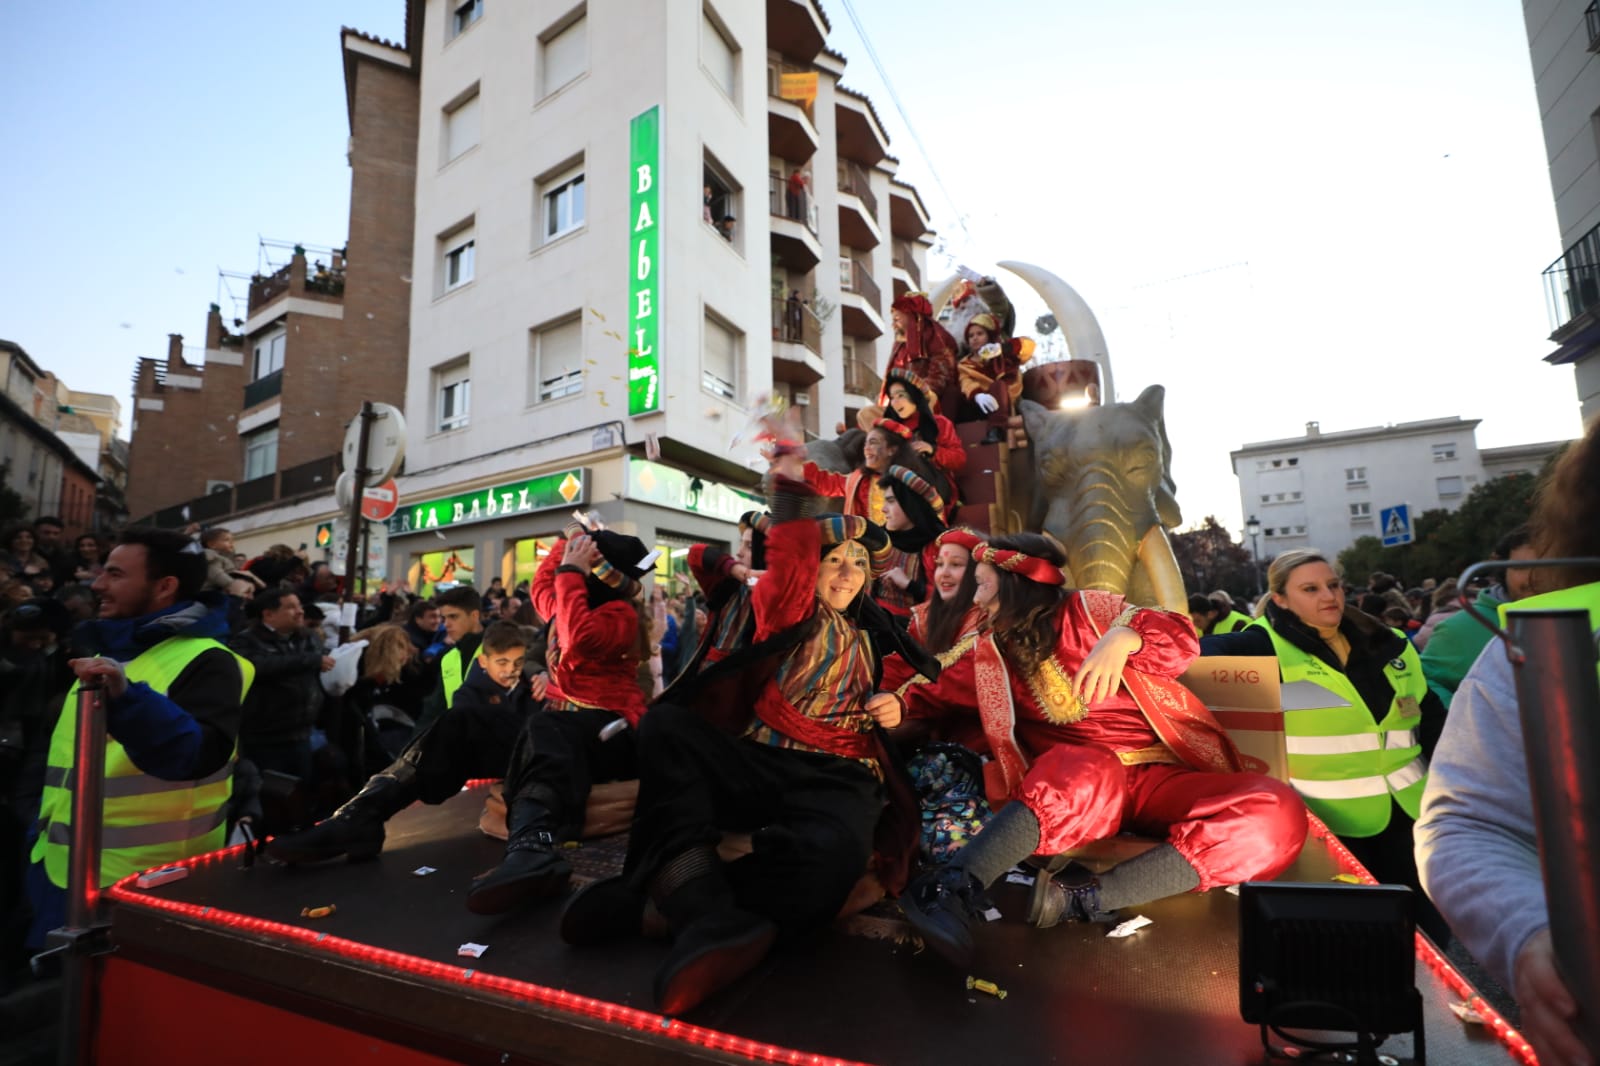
[{"x1": 1380, "y1": 504, "x2": 1412, "y2": 547}]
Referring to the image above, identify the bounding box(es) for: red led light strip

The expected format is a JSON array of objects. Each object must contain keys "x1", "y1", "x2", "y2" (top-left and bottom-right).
[
  {"x1": 105, "y1": 841, "x2": 870, "y2": 1066},
  {"x1": 1307, "y1": 815, "x2": 1538, "y2": 1065}
]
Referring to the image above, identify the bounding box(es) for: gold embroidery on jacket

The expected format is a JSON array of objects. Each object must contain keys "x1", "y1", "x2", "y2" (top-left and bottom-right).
[{"x1": 1028, "y1": 657, "x2": 1087, "y2": 724}]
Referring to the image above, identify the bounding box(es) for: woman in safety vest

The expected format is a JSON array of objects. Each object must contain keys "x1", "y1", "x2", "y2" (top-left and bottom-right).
[{"x1": 1200, "y1": 548, "x2": 1449, "y2": 944}]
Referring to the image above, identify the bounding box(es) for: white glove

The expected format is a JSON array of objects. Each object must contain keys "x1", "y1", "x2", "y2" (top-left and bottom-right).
[
  {"x1": 978, "y1": 342, "x2": 1002, "y2": 359},
  {"x1": 974, "y1": 393, "x2": 999, "y2": 414}
]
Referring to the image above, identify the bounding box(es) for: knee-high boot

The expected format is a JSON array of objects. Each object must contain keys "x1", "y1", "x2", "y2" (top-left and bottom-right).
[
  {"x1": 649, "y1": 846, "x2": 777, "y2": 1016},
  {"x1": 267, "y1": 749, "x2": 422, "y2": 864},
  {"x1": 465, "y1": 788, "x2": 573, "y2": 915}
]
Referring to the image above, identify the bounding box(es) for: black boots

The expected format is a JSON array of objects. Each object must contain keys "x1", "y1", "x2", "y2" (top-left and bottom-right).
[
  {"x1": 1026, "y1": 862, "x2": 1111, "y2": 928},
  {"x1": 465, "y1": 797, "x2": 573, "y2": 915},
  {"x1": 649, "y1": 847, "x2": 777, "y2": 1016},
  {"x1": 267, "y1": 768, "x2": 416, "y2": 864},
  {"x1": 559, "y1": 876, "x2": 670, "y2": 946},
  {"x1": 900, "y1": 865, "x2": 989, "y2": 967}
]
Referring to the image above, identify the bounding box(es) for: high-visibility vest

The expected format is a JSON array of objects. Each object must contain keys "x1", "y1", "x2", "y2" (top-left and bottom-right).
[
  {"x1": 441, "y1": 646, "x2": 466, "y2": 709},
  {"x1": 1500, "y1": 581, "x2": 1600, "y2": 656},
  {"x1": 1252, "y1": 619, "x2": 1429, "y2": 838},
  {"x1": 1213, "y1": 610, "x2": 1253, "y2": 634},
  {"x1": 31, "y1": 636, "x2": 254, "y2": 888}
]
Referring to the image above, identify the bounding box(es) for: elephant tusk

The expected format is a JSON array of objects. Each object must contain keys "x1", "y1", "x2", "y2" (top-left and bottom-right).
[
  {"x1": 1136, "y1": 524, "x2": 1189, "y2": 614},
  {"x1": 927, "y1": 273, "x2": 963, "y2": 317},
  {"x1": 996, "y1": 260, "x2": 1115, "y2": 404}
]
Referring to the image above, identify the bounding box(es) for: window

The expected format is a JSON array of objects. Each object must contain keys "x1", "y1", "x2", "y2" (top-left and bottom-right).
[
  {"x1": 703, "y1": 151, "x2": 740, "y2": 244},
  {"x1": 443, "y1": 87, "x2": 480, "y2": 163},
  {"x1": 540, "y1": 166, "x2": 585, "y2": 242},
  {"x1": 440, "y1": 224, "x2": 475, "y2": 293},
  {"x1": 1349, "y1": 502, "x2": 1371, "y2": 519},
  {"x1": 1345, "y1": 466, "x2": 1367, "y2": 484},
  {"x1": 530, "y1": 315, "x2": 583, "y2": 404},
  {"x1": 243, "y1": 424, "x2": 279, "y2": 480},
  {"x1": 252, "y1": 329, "x2": 286, "y2": 380},
  {"x1": 1259, "y1": 494, "x2": 1270, "y2": 504},
  {"x1": 702, "y1": 311, "x2": 740, "y2": 400},
  {"x1": 449, "y1": 0, "x2": 482, "y2": 39},
  {"x1": 1295, "y1": 525, "x2": 1306, "y2": 534},
  {"x1": 1290, "y1": 491, "x2": 1302, "y2": 501},
  {"x1": 1271, "y1": 459, "x2": 1282, "y2": 468},
  {"x1": 539, "y1": 7, "x2": 587, "y2": 99},
  {"x1": 701, "y1": 5, "x2": 739, "y2": 100},
  {"x1": 1437, "y1": 475, "x2": 1464, "y2": 498},
  {"x1": 435, "y1": 359, "x2": 470, "y2": 432},
  {"x1": 1287, "y1": 457, "x2": 1299, "y2": 466},
  {"x1": 1433, "y1": 442, "x2": 1457, "y2": 462},
  {"x1": 1274, "y1": 492, "x2": 1285, "y2": 502}
]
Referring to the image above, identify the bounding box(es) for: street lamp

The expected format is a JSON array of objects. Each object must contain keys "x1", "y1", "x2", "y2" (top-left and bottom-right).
[{"x1": 1245, "y1": 515, "x2": 1263, "y2": 597}]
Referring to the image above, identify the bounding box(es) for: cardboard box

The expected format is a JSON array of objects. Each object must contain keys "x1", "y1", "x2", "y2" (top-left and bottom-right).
[{"x1": 1179, "y1": 657, "x2": 1288, "y2": 781}]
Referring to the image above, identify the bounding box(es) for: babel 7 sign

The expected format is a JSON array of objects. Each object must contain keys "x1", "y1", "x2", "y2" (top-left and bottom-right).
[{"x1": 627, "y1": 105, "x2": 662, "y2": 416}]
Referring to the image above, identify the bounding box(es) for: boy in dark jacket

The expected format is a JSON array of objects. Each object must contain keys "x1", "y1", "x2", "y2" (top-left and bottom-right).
[{"x1": 269, "y1": 621, "x2": 543, "y2": 865}]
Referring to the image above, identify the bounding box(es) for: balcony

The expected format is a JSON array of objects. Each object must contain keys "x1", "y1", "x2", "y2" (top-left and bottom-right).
[
  {"x1": 248, "y1": 264, "x2": 293, "y2": 310},
  {"x1": 889, "y1": 180, "x2": 932, "y2": 240},
  {"x1": 839, "y1": 258, "x2": 885, "y2": 339},
  {"x1": 243, "y1": 369, "x2": 283, "y2": 408},
  {"x1": 234, "y1": 473, "x2": 277, "y2": 511},
  {"x1": 891, "y1": 239, "x2": 921, "y2": 295},
  {"x1": 842, "y1": 351, "x2": 882, "y2": 402},
  {"x1": 771, "y1": 295, "x2": 826, "y2": 386},
  {"x1": 765, "y1": 0, "x2": 827, "y2": 62},
  {"x1": 1589, "y1": 1, "x2": 1600, "y2": 51},
  {"x1": 768, "y1": 175, "x2": 822, "y2": 273},
  {"x1": 766, "y1": 61, "x2": 819, "y2": 164},
  {"x1": 245, "y1": 246, "x2": 346, "y2": 321},
  {"x1": 837, "y1": 160, "x2": 881, "y2": 249},
  {"x1": 835, "y1": 89, "x2": 890, "y2": 166},
  {"x1": 1543, "y1": 220, "x2": 1600, "y2": 339},
  {"x1": 280, "y1": 453, "x2": 337, "y2": 497}
]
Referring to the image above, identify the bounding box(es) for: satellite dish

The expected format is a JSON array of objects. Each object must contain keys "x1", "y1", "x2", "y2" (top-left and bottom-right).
[{"x1": 1035, "y1": 314, "x2": 1059, "y2": 335}]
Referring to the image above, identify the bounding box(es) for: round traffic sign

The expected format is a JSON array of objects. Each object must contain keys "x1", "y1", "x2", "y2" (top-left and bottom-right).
[
  {"x1": 360, "y1": 478, "x2": 400, "y2": 522},
  {"x1": 342, "y1": 403, "x2": 407, "y2": 482}
]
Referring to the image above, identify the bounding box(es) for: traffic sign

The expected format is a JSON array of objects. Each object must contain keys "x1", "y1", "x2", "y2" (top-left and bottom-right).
[
  {"x1": 1380, "y1": 504, "x2": 1413, "y2": 547},
  {"x1": 328, "y1": 519, "x2": 389, "y2": 578},
  {"x1": 342, "y1": 402, "x2": 407, "y2": 481},
  {"x1": 360, "y1": 479, "x2": 400, "y2": 522}
]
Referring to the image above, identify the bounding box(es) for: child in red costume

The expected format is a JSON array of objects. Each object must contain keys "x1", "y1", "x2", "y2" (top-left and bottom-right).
[
  {"x1": 884, "y1": 291, "x2": 962, "y2": 416},
  {"x1": 803, "y1": 418, "x2": 945, "y2": 524},
  {"x1": 872, "y1": 464, "x2": 947, "y2": 618},
  {"x1": 902, "y1": 533, "x2": 1308, "y2": 967},
  {"x1": 882, "y1": 367, "x2": 967, "y2": 489}
]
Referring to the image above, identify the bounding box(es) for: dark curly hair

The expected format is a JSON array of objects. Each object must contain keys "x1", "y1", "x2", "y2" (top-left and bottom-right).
[
  {"x1": 984, "y1": 533, "x2": 1069, "y2": 676},
  {"x1": 1530, "y1": 422, "x2": 1600, "y2": 592}
]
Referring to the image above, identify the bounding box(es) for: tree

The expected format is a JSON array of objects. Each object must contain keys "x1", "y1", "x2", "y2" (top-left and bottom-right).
[
  {"x1": 1170, "y1": 516, "x2": 1258, "y2": 601},
  {"x1": 0, "y1": 461, "x2": 28, "y2": 525}
]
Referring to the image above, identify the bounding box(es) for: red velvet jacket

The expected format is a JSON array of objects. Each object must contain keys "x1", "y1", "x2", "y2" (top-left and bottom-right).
[
  {"x1": 895, "y1": 410, "x2": 967, "y2": 480},
  {"x1": 531, "y1": 538, "x2": 648, "y2": 726},
  {"x1": 881, "y1": 602, "x2": 990, "y2": 754}
]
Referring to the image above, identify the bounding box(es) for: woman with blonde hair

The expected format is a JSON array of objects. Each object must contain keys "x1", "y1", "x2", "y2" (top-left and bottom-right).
[{"x1": 1201, "y1": 547, "x2": 1449, "y2": 943}]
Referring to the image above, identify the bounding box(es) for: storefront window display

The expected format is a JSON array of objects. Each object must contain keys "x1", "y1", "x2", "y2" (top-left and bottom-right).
[
  {"x1": 505, "y1": 536, "x2": 558, "y2": 594},
  {"x1": 408, "y1": 546, "x2": 476, "y2": 597}
]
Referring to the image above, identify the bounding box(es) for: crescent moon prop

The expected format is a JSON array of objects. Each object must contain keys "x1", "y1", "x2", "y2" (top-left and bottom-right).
[{"x1": 996, "y1": 260, "x2": 1115, "y2": 404}]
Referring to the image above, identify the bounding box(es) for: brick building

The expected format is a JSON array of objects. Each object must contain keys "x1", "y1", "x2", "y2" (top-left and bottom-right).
[
  {"x1": 0, "y1": 340, "x2": 102, "y2": 537},
  {"x1": 126, "y1": 25, "x2": 419, "y2": 530}
]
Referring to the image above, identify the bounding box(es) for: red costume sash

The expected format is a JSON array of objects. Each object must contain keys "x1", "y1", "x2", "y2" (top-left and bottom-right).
[{"x1": 753, "y1": 694, "x2": 877, "y2": 761}]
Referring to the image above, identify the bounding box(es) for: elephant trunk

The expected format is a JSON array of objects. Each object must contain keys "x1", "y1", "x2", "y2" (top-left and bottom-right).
[{"x1": 1058, "y1": 475, "x2": 1143, "y2": 594}]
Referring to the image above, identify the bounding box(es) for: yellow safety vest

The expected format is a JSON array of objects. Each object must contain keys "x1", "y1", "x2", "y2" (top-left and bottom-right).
[
  {"x1": 1213, "y1": 610, "x2": 1253, "y2": 635},
  {"x1": 1500, "y1": 580, "x2": 1600, "y2": 644},
  {"x1": 441, "y1": 646, "x2": 465, "y2": 709},
  {"x1": 31, "y1": 636, "x2": 254, "y2": 888},
  {"x1": 1252, "y1": 619, "x2": 1429, "y2": 838}
]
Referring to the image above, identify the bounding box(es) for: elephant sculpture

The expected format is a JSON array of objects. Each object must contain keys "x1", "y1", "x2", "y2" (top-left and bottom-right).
[{"x1": 1017, "y1": 386, "x2": 1188, "y2": 613}]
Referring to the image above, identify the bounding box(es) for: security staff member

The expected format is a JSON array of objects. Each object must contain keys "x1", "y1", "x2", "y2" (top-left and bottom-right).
[
  {"x1": 1201, "y1": 547, "x2": 1448, "y2": 944},
  {"x1": 28, "y1": 528, "x2": 252, "y2": 947},
  {"x1": 408, "y1": 584, "x2": 485, "y2": 738}
]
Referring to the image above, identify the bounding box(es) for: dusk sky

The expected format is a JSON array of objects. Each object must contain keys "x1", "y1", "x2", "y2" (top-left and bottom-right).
[{"x1": 1, "y1": 1, "x2": 1582, "y2": 532}]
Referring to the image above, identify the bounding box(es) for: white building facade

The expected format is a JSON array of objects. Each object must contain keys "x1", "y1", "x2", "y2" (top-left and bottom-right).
[
  {"x1": 1231, "y1": 418, "x2": 1487, "y2": 560},
  {"x1": 1525, "y1": 0, "x2": 1600, "y2": 422},
  {"x1": 387, "y1": 0, "x2": 932, "y2": 592}
]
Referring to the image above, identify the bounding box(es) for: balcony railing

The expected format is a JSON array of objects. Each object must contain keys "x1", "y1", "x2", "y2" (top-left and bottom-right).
[
  {"x1": 843, "y1": 354, "x2": 881, "y2": 399},
  {"x1": 837, "y1": 160, "x2": 878, "y2": 219},
  {"x1": 1588, "y1": 1, "x2": 1600, "y2": 51},
  {"x1": 768, "y1": 174, "x2": 819, "y2": 234},
  {"x1": 234, "y1": 473, "x2": 277, "y2": 511},
  {"x1": 772, "y1": 294, "x2": 822, "y2": 356},
  {"x1": 1543, "y1": 219, "x2": 1600, "y2": 333},
  {"x1": 243, "y1": 369, "x2": 283, "y2": 408},
  {"x1": 841, "y1": 257, "x2": 882, "y2": 314},
  {"x1": 280, "y1": 453, "x2": 337, "y2": 497},
  {"x1": 248, "y1": 264, "x2": 293, "y2": 309},
  {"x1": 892, "y1": 239, "x2": 921, "y2": 289}
]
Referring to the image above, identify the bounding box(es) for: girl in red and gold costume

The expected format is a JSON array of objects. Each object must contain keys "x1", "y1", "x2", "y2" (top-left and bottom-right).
[
  {"x1": 803, "y1": 419, "x2": 945, "y2": 524},
  {"x1": 882, "y1": 367, "x2": 967, "y2": 491},
  {"x1": 884, "y1": 291, "x2": 962, "y2": 417},
  {"x1": 902, "y1": 533, "x2": 1308, "y2": 967}
]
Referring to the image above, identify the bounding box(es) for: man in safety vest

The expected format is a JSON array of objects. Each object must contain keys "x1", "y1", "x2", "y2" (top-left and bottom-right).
[
  {"x1": 407, "y1": 585, "x2": 484, "y2": 739},
  {"x1": 27, "y1": 528, "x2": 252, "y2": 949}
]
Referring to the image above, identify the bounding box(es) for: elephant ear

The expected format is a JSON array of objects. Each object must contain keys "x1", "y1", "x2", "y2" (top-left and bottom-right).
[
  {"x1": 1131, "y1": 385, "x2": 1182, "y2": 530},
  {"x1": 1019, "y1": 398, "x2": 1055, "y2": 449}
]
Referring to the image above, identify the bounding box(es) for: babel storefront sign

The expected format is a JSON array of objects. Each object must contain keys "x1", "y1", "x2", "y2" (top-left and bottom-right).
[
  {"x1": 627, "y1": 105, "x2": 662, "y2": 417},
  {"x1": 387, "y1": 469, "x2": 586, "y2": 536}
]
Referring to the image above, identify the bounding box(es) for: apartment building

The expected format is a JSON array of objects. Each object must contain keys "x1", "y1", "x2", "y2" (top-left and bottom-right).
[
  {"x1": 0, "y1": 340, "x2": 103, "y2": 535},
  {"x1": 125, "y1": 25, "x2": 418, "y2": 542},
  {"x1": 1526, "y1": 0, "x2": 1600, "y2": 421},
  {"x1": 386, "y1": 0, "x2": 933, "y2": 592}
]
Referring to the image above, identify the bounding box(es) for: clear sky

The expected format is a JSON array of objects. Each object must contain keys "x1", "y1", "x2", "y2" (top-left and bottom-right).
[{"x1": 1, "y1": 1, "x2": 1582, "y2": 535}]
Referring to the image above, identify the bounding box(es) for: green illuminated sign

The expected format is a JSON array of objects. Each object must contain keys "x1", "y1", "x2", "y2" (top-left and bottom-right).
[
  {"x1": 625, "y1": 458, "x2": 761, "y2": 524},
  {"x1": 387, "y1": 469, "x2": 586, "y2": 536},
  {"x1": 627, "y1": 105, "x2": 662, "y2": 416}
]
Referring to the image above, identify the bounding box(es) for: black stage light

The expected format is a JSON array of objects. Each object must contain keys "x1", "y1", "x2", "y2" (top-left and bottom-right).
[{"x1": 1239, "y1": 881, "x2": 1424, "y2": 1065}]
